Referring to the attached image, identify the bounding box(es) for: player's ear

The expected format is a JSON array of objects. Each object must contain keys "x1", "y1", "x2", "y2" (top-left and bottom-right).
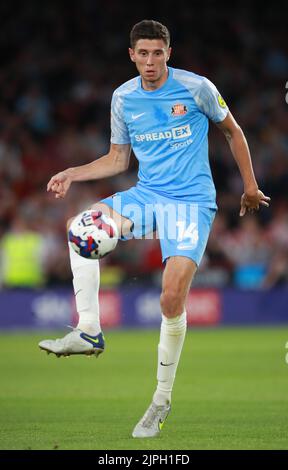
[
  {"x1": 166, "y1": 47, "x2": 172, "y2": 62},
  {"x1": 129, "y1": 48, "x2": 135, "y2": 62}
]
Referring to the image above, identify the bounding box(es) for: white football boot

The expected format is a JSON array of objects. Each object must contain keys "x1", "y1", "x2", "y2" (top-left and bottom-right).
[
  {"x1": 132, "y1": 401, "x2": 171, "y2": 438},
  {"x1": 38, "y1": 328, "x2": 105, "y2": 357}
]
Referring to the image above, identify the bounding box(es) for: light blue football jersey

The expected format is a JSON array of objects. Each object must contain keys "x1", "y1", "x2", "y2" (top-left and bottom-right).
[{"x1": 110, "y1": 67, "x2": 229, "y2": 208}]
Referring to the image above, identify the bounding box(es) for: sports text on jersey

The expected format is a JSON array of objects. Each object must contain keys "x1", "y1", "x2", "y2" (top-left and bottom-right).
[{"x1": 135, "y1": 124, "x2": 192, "y2": 142}]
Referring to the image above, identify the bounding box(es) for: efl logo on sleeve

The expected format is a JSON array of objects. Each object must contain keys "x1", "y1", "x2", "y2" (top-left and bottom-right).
[{"x1": 217, "y1": 94, "x2": 227, "y2": 108}]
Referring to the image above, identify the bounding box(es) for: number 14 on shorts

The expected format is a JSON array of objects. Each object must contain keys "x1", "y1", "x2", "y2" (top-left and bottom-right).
[{"x1": 176, "y1": 221, "x2": 199, "y2": 249}]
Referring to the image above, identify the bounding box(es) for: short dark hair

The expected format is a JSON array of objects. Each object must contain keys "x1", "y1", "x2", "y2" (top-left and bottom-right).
[{"x1": 130, "y1": 20, "x2": 170, "y2": 49}]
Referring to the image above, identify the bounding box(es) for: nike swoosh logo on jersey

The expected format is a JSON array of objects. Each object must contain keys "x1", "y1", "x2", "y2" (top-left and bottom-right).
[
  {"x1": 160, "y1": 361, "x2": 175, "y2": 367},
  {"x1": 132, "y1": 112, "x2": 146, "y2": 120}
]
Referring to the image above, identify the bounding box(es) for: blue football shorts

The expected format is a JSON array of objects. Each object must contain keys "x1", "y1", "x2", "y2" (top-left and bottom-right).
[{"x1": 101, "y1": 185, "x2": 216, "y2": 266}]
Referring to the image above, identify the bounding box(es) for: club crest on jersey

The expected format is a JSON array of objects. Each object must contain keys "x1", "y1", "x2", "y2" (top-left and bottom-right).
[{"x1": 171, "y1": 103, "x2": 187, "y2": 116}]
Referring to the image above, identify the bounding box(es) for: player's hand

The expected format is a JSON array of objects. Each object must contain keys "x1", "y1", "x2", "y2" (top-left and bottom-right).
[
  {"x1": 47, "y1": 171, "x2": 72, "y2": 199},
  {"x1": 239, "y1": 189, "x2": 271, "y2": 217}
]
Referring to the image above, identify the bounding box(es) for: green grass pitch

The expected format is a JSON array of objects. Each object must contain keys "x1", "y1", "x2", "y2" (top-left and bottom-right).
[{"x1": 0, "y1": 327, "x2": 287, "y2": 450}]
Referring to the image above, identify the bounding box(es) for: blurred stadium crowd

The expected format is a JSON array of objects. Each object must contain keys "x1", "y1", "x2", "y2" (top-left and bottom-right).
[{"x1": 0, "y1": 1, "x2": 287, "y2": 289}]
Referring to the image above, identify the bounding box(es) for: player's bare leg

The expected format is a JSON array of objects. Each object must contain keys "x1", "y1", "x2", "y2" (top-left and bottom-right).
[
  {"x1": 38, "y1": 203, "x2": 133, "y2": 357},
  {"x1": 132, "y1": 256, "x2": 196, "y2": 437}
]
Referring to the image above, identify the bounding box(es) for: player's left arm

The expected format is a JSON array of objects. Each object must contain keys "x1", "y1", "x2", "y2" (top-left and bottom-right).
[{"x1": 216, "y1": 112, "x2": 271, "y2": 216}]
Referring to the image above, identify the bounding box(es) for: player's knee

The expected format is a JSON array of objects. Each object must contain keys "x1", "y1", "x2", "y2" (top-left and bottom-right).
[
  {"x1": 160, "y1": 289, "x2": 185, "y2": 318},
  {"x1": 91, "y1": 202, "x2": 111, "y2": 216}
]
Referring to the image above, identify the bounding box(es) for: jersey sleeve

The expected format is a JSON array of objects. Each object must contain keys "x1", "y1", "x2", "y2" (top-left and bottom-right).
[
  {"x1": 110, "y1": 91, "x2": 131, "y2": 144},
  {"x1": 195, "y1": 78, "x2": 229, "y2": 123}
]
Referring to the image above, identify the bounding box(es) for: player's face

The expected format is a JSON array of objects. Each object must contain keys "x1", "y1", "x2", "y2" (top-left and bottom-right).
[{"x1": 129, "y1": 39, "x2": 171, "y2": 90}]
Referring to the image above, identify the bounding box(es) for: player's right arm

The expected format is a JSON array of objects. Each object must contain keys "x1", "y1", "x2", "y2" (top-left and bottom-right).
[{"x1": 47, "y1": 143, "x2": 131, "y2": 199}]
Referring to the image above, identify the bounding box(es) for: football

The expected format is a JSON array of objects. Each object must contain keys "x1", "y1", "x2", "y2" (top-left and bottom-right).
[{"x1": 68, "y1": 210, "x2": 118, "y2": 259}]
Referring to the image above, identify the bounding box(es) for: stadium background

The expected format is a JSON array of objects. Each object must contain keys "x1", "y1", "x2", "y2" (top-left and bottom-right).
[
  {"x1": 0, "y1": 0, "x2": 288, "y2": 450},
  {"x1": 0, "y1": 0, "x2": 287, "y2": 327}
]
